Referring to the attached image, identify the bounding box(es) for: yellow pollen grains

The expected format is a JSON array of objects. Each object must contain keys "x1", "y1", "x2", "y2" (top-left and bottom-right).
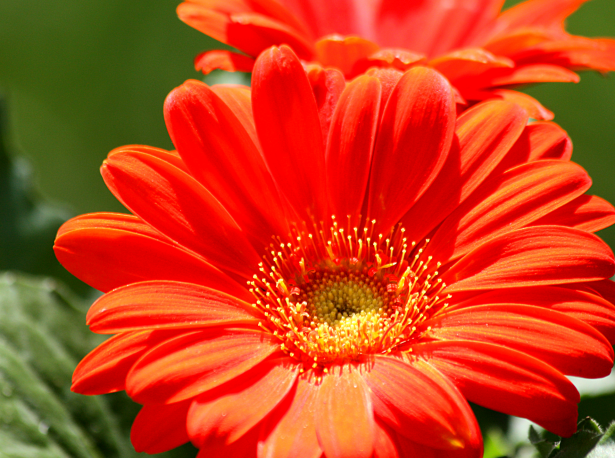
[{"x1": 248, "y1": 217, "x2": 448, "y2": 368}]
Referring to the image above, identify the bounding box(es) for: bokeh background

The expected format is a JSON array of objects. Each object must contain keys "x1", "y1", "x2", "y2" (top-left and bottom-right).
[{"x1": 1, "y1": 0, "x2": 615, "y2": 457}]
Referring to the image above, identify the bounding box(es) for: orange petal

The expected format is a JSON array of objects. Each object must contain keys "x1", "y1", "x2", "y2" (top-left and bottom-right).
[
  {"x1": 362, "y1": 355, "x2": 480, "y2": 451},
  {"x1": 535, "y1": 194, "x2": 615, "y2": 233},
  {"x1": 315, "y1": 366, "x2": 374, "y2": 458},
  {"x1": 430, "y1": 48, "x2": 513, "y2": 83},
  {"x1": 442, "y1": 226, "x2": 615, "y2": 292},
  {"x1": 259, "y1": 376, "x2": 322, "y2": 458},
  {"x1": 487, "y1": 89, "x2": 554, "y2": 120},
  {"x1": 353, "y1": 48, "x2": 426, "y2": 76},
  {"x1": 450, "y1": 285, "x2": 615, "y2": 344},
  {"x1": 131, "y1": 400, "x2": 191, "y2": 453},
  {"x1": 326, "y1": 75, "x2": 381, "y2": 220},
  {"x1": 194, "y1": 50, "x2": 255, "y2": 74},
  {"x1": 394, "y1": 433, "x2": 483, "y2": 458},
  {"x1": 422, "y1": 304, "x2": 614, "y2": 378},
  {"x1": 164, "y1": 80, "x2": 289, "y2": 248},
  {"x1": 177, "y1": 3, "x2": 313, "y2": 59},
  {"x1": 427, "y1": 160, "x2": 592, "y2": 263},
  {"x1": 252, "y1": 45, "x2": 328, "y2": 222},
  {"x1": 496, "y1": 121, "x2": 572, "y2": 174},
  {"x1": 480, "y1": 63, "x2": 580, "y2": 87},
  {"x1": 108, "y1": 145, "x2": 190, "y2": 174},
  {"x1": 71, "y1": 330, "x2": 176, "y2": 395},
  {"x1": 494, "y1": 0, "x2": 591, "y2": 33},
  {"x1": 126, "y1": 329, "x2": 280, "y2": 404},
  {"x1": 373, "y1": 419, "x2": 400, "y2": 458},
  {"x1": 187, "y1": 358, "x2": 298, "y2": 446},
  {"x1": 86, "y1": 280, "x2": 260, "y2": 334},
  {"x1": 414, "y1": 341, "x2": 579, "y2": 438},
  {"x1": 401, "y1": 99, "x2": 527, "y2": 244},
  {"x1": 102, "y1": 150, "x2": 262, "y2": 279},
  {"x1": 196, "y1": 425, "x2": 260, "y2": 458},
  {"x1": 315, "y1": 35, "x2": 380, "y2": 77},
  {"x1": 54, "y1": 214, "x2": 248, "y2": 298},
  {"x1": 367, "y1": 66, "x2": 456, "y2": 233}
]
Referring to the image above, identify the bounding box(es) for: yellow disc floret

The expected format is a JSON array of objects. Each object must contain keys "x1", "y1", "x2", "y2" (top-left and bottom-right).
[{"x1": 249, "y1": 217, "x2": 448, "y2": 369}]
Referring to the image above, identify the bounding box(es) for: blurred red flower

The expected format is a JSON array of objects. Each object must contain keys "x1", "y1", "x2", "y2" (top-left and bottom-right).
[
  {"x1": 178, "y1": 0, "x2": 615, "y2": 120},
  {"x1": 55, "y1": 45, "x2": 615, "y2": 458}
]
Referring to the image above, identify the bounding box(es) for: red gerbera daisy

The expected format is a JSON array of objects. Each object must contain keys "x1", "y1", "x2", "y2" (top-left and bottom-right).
[
  {"x1": 178, "y1": 0, "x2": 615, "y2": 120},
  {"x1": 55, "y1": 46, "x2": 615, "y2": 458}
]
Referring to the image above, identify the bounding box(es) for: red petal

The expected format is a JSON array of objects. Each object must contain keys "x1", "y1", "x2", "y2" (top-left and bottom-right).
[
  {"x1": 373, "y1": 419, "x2": 400, "y2": 458},
  {"x1": 126, "y1": 329, "x2": 279, "y2": 404},
  {"x1": 480, "y1": 64, "x2": 580, "y2": 87},
  {"x1": 442, "y1": 226, "x2": 615, "y2": 292},
  {"x1": 72, "y1": 330, "x2": 175, "y2": 395},
  {"x1": 430, "y1": 48, "x2": 513, "y2": 83},
  {"x1": 495, "y1": 0, "x2": 589, "y2": 33},
  {"x1": 422, "y1": 304, "x2": 614, "y2": 378},
  {"x1": 427, "y1": 160, "x2": 592, "y2": 264},
  {"x1": 497, "y1": 121, "x2": 572, "y2": 173},
  {"x1": 54, "y1": 214, "x2": 248, "y2": 298},
  {"x1": 210, "y1": 85, "x2": 257, "y2": 143},
  {"x1": 353, "y1": 48, "x2": 426, "y2": 76},
  {"x1": 367, "y1": 66, "x2": 455, "y2": 233},
  {"x1": 108, "y1": 145, "x2": 190, "y2": 174},
  {"x1": 450, "y1": 285, "x2": 615, "y2": 344},
  {"x1": 259, "y1": 376, "x2": 322, "y2": 458},
  {"x1": 164, "y1": 80, "x2": 288, "y2": 248},
  {"x1": 305, "y1": 64, "x2": 346, "y2": 145},
  {"x1": 401, "y1": 100, "x2": 527, "y2": 244},
  {"x1": 414, "y1": 341, "x2": 579, "y2": 437},
  {"x1": 131, "y1": 400, "x2": 191, "y2": 453},
  {"x1": 362, "y1": 355, "x2": 480, "y2": 451},
  {"x1": 326, "y1": 75, "x2": 381, "y2": 220},
  {"x1": 535, "y1": 194, "x2": 615, "y2": 233},
  {"x1": 194, "y1": 50, "x2": 255, "y2": 74},
  {"x1": 252, "y1": 46, "x2": 328, "y2": 222},
  {"x1": 187, "y1": 358, "x2": 298, "y2": 447},
  {"x1": 102, "y1": 150, "x2": 261, "y2": 279},
  {"x1": 86, "y1": 280, "x2": 260, "y2": 334},
  {"x1": 395, "y1": 433, "x2": 482, "y2": 458},
  {"x1": 196, "y1": 425, "x2": 259, "y2": 458},
  {"x1": 487, "y1": 89, "x2": 554, "y2": 121},
  {"x1": 315, "y1": 366, "x2": 374, "y2": 458}
]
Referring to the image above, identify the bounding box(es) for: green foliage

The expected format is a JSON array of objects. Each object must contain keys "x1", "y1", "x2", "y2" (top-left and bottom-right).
[
  {"x1": 0, "y1": 273, "x2": 197, "y2": 458},
  {"x1": 527, "y1": 417, "x2": 615, "y2": 458}
]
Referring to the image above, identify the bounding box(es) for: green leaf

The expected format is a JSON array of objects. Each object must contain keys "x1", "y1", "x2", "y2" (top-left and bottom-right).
[{"x1": 0, "y1": 272, "x2": 197, "y2": 457}]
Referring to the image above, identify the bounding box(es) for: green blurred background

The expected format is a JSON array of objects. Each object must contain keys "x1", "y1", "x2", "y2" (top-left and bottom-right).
[{"x1": 0, "y1": 0, "x2": 614, "y2": 240}]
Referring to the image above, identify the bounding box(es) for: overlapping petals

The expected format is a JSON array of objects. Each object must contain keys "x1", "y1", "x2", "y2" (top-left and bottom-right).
[
  {"x1": 56, "y1": 45, "x2": 615, "y2": 458},
  {"x1": 179, "y1": 0, "x2": 615, "y2": 118}
]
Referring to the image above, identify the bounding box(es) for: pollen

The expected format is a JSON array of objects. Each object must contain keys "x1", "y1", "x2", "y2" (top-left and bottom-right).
[{"x1": 249, "y1": 217, "x2": 448, "y2": 367}]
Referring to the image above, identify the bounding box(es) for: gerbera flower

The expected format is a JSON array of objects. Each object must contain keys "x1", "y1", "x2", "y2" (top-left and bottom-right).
[
  {"x1": 178, "y1": 0, "x2": 615, "y2": 120},
  {"x1": 55, "y1": 45, "x2": 615, "y2": 458}
]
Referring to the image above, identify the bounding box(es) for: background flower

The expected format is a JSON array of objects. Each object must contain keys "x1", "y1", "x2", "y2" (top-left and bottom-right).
[
  {"x1": 55, "y1": 45, "x2": 615, "y2": 457},
  {"x1": 178, "y1": 0, "x2": 615, "y2": 119}
]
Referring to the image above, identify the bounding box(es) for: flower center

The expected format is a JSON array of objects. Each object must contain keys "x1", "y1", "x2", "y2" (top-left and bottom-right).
[{"x1": 249, "y1": 217, "x2": 448, "y2": 370}]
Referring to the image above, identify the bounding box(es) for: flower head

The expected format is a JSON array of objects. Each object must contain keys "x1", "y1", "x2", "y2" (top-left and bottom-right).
[
  {"x1": 55, "y1": 46, "x2": 615, "y2": 457},
  {"x1": 179, "y1": 0, "x2": 615, "y2": 120}
]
